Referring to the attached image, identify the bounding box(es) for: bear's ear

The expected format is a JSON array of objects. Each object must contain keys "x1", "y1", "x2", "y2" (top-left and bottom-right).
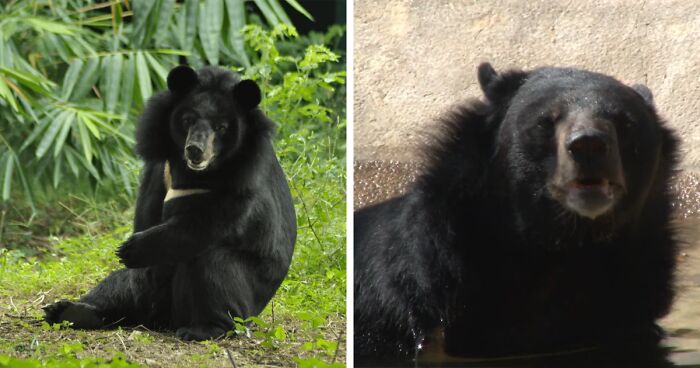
[
  {"x1": 167, "y1": 65, "x2": 198, "y2": 95},
  {"x1": 477, "y1": 62, "x2": 527, "y2": 103},
  {"x1": 233, "y1": 79, "x2": 261, "y2": 110},
  {"x1": 631, "y1": 83, "x2": 654, "y2": 106},
  {"x1": 477, "y1": 62, "x2": 498, "y2": 94}
]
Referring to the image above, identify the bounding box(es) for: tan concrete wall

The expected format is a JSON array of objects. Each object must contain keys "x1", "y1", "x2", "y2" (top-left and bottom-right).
[{"x1": 354, "y1": 0, "x2": 700, "y2": 170}]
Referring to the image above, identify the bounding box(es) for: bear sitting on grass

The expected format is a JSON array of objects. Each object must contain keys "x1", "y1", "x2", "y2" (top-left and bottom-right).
[
  {"x1": 44, "y1": 66, "x2": 296, "y2": 341},
  {"x1": 354, "y1": 63, "x2": 679, "y2": 362}
]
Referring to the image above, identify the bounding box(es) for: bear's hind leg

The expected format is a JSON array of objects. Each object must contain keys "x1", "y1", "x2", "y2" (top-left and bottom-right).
[
  {"x1": 43, "y1": 300, "x2": 103, "y2": 329},
  {"x1": 170, "y1": 254, "x2": 259, "y2": 341},
  {"x1": 44, "y1": 267, "x2": 169, "y2": 329}
]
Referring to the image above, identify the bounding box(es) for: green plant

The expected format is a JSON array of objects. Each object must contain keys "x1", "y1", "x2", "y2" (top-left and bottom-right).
[
  {"x1": 0, "y1": 0, "x2": 312, "y2": 209},
  {"x1": 0, "y1": 353, "x2": 142, "y2": 368},
  {"x1": 243, "y1": 24, "x2": 346, "y2": 158},
  {"x1": 0, "y1": 3, "x2": 346, "y2": 366}
]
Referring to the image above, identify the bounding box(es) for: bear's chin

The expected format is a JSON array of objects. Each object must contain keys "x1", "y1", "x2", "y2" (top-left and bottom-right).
[
  {"x1": 564, "y1": 187, "x2": 616, "y2": 219},
  {"x1": 186, "y1": 160, "x2": 211, "y2": 171}
]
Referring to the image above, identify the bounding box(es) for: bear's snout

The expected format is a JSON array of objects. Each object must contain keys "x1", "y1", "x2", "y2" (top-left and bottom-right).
[
  {"x1": 551, "y1": 113, "x2": 626, "y2": 219},
  {"x1": 184, "y1": 124, "x2": 217, "y2": 171}
]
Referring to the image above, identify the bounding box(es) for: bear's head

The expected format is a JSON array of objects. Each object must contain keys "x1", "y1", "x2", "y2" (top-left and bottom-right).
[
  {"x1": 478, "y1": 63, "x2": 677, "y2": 231},
  {"x1": 136, "y1": 65, "x2": 268, "y2": 172},
  {"x1": 166, "y1": 66, "x2": 262, "y2": 171}
]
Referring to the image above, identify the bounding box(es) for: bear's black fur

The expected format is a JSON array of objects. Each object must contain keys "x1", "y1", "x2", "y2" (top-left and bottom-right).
[
  {"x1": 44, "y1": 66, "x2": 296, "y2": 341},
  {"x1": 354, "y1": 63, "x2": 679, "y2": 362}
]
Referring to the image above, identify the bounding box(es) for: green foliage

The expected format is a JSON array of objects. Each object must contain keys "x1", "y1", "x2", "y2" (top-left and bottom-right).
[
  {"x1": 243, "y1": 24, "x2": 346, "y2": 156},
  {"x1": 0, "y1": 0, "x2": 315, "y2": 208},
  {"x1": 0, "y1": 2, "x2": 345, "y2": 367},
  {"x1": 0, "y1": 350, "x2": 141, "y2": 367}
]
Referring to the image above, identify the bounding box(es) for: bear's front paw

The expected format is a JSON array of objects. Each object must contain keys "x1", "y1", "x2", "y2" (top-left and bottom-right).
[{"x1": 116, "y1": 233, "x2": 149, "y2": 268}]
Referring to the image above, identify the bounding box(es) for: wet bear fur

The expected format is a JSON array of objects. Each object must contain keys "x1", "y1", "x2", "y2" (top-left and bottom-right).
[{"x1": 354, "y1": 63, "x2": 679, "y2": 362}]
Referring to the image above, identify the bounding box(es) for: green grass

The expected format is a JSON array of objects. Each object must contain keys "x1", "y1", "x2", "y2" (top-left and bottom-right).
[{"x1": 0, "y1": 136, "x2": 346, "y2": 367}]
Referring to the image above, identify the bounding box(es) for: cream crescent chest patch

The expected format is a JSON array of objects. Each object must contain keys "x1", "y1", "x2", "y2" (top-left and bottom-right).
[{"x1": 163, "y1": 161, "x2": 211, "y2": 202}]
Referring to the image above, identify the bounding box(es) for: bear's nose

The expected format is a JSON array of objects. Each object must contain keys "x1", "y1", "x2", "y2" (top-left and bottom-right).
[
  {"x1": 566, "y1": 130, "x2": 609, "y2": 160},
  {"x1": 185, "y1": 145, "x2": 204, "y2": 162}
]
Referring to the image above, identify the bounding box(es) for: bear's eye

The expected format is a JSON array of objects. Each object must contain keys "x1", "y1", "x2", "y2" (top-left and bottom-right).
[
  {"x1": 535, "y1": 116, "x2": 552, "y2": 130},
  {"x1": 215, "y1": 124, "x2": 228, "y2": 132},
  {"x1": 182, "y1": 116, "x2": 195, "y2": 126}
]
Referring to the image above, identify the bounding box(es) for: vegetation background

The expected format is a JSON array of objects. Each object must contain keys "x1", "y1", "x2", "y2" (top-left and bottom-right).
[{"x1": 0, "y1": 0, "x2": 346, "y2": 367}]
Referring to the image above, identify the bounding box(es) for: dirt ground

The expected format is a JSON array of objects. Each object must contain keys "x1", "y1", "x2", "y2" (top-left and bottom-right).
[{"x1": 0, "y1": 308, "x2": 345, "y2": 367}]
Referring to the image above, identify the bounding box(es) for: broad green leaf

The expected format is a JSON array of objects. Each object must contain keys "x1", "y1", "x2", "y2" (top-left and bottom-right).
[
  {"x1": 36, "y1": 110, "x2": 70, "y2": 158},
  {"x1": 143, "y1": 0, "x2": 163, "y2": 46},
  {"x1": 18, "y1": 96, "x2": 40, "y2": 125},
  {"x1": 2, "y1": 154, "x2": 13, "y2": 201},
  {"x1": 77, "y1": 121, "x2": 93, "y2": 162},
  {"x1": 20, "y1": 112, "x2": 52, "y2": 151},
  {"x1": 0, "y1": 66, "x2": 55, "y2": 95},
  {"x1": 131, "y1": 0, "x2": 157, "y2": 47},
  {"x1": 88, "y1": 115, "x2": 134, "y2": 144},
  {"x1": 53, "y1": 110, "x2": 74, "y2": 157},
  {"x1": 268, "y1": 0, "x2": 292, "y2": 25},
  {"x1": 0, "y1": 77, "x2": 18, "y2": 112},
  {"x1": 61, "y1": 59, "x2": 84, "y2": 101},
  {"x1": 25, "y1": 17, "x2": 77, "y2": 35},
  {"x1": 64, "y1": 147, "x2": 80, "y2": 177},
  {"x1": 184, "y1": 0, "x2": 199, "y2": 51},
  {"x1": 12, "y1": 153, "x2": 35, "y2": 212},
  {"x1": 112, "y1": 2, "x2": 124, "y2": 32},
  {"x1": 173, "y1": 3, "x2": 186, "y2": 47},
  {"x1": 154, "y1": 0, "x2": 176, "y2": 46},
  {"x1": 48, "y1": 34, "x2": 72, "y2": 62},
  {"x1": 71, "y1": 57, "x2": 100, "y2": 99},
  {"x1": 253, "y1": 0, "x2": 280, "y2": 25},
  {"x1": 100, "y1": 146, "x2": 115, "y2": 179},
  {"x1": 120, "y1": 55, "x2": 136, "y2": 116},
  {"x1": 79, "y1": 113, "x2": 101, "y2": 139},
  {"x1": 199, "y1": 0, "x2": 224, "y2": 65},
  {"x1": 135, "y1": 52, "x2": 152, "y2": 104},
  {"x1": 119, "y1": 165, "x2": 133, "y2": 196},
  {"x1": 74, "y1": 145, "x2": 100, "y2": 180},
  {"x1": 284, "y1": 0, "x2": 313, "y2": 21},
  {"x1": 104, "y1": 54, "x2": 123, "y2": 113},
  {"x1": 144, "y1": 52, "x2": 168, "y2": 85},
  {"x1": 225, "y1": 0, "x2": 250, "y2": 67},
  {"x1": 71, "y1": 34, "x2": 99, "y2": 57},
  {"x1": 52, "y1": 156, "x2": 62, "y2": 188}
]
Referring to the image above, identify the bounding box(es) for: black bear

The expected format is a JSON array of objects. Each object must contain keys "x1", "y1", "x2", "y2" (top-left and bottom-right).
[
  {"x1": 354, "y1": 63, "x2": 679, "y2": 363},
  {"x1": 44, "y1": 66, "x2": 296, "y2": 341}
]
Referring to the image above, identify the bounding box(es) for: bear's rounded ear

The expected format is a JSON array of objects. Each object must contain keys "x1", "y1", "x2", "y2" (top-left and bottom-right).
[
  {"x1": 476, "y1": 62, "x2": 527, "y2": 103},
  {"x1": 631, "y1": 83, "x2": 654, "y2": 105},
  {"x1": 233, "y1": 79, "x2": 261, "y2": 110},
  {"x1": 167, "y1": 65, "x2": 198, "y2": 95},
  {"x1": 477, "y1": 62, "x2": 498, "y2": 93}
]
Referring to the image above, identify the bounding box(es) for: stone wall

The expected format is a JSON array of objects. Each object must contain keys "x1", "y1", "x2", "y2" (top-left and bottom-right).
[{"x1": 354, "y1": 0, "x2": 700, "y2": 171}]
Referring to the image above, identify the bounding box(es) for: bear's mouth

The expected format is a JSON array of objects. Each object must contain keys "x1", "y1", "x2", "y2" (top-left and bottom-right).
[
  {"x1": 557, "y1": 177, "x2": 625, "y2": 219},
  {"x1": 569, "y1": 177, "x2": 610, "y2": 193},
  {"x1": 548, "y1": 177, "x2": 626, "y2": 220}
]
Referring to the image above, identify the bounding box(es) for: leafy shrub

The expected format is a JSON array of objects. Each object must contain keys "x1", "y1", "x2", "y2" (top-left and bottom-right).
[{"x1": 0, "y1": 0, "x2": 329, "y2": 208}]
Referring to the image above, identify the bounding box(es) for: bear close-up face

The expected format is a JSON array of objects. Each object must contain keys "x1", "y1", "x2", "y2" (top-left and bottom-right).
[
  {"x1": 166, "y1": 66, "x2": 262, "y2": 172},
  {"x1": 489, "y1": 66, "x2": 668, "y2": 227}
]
